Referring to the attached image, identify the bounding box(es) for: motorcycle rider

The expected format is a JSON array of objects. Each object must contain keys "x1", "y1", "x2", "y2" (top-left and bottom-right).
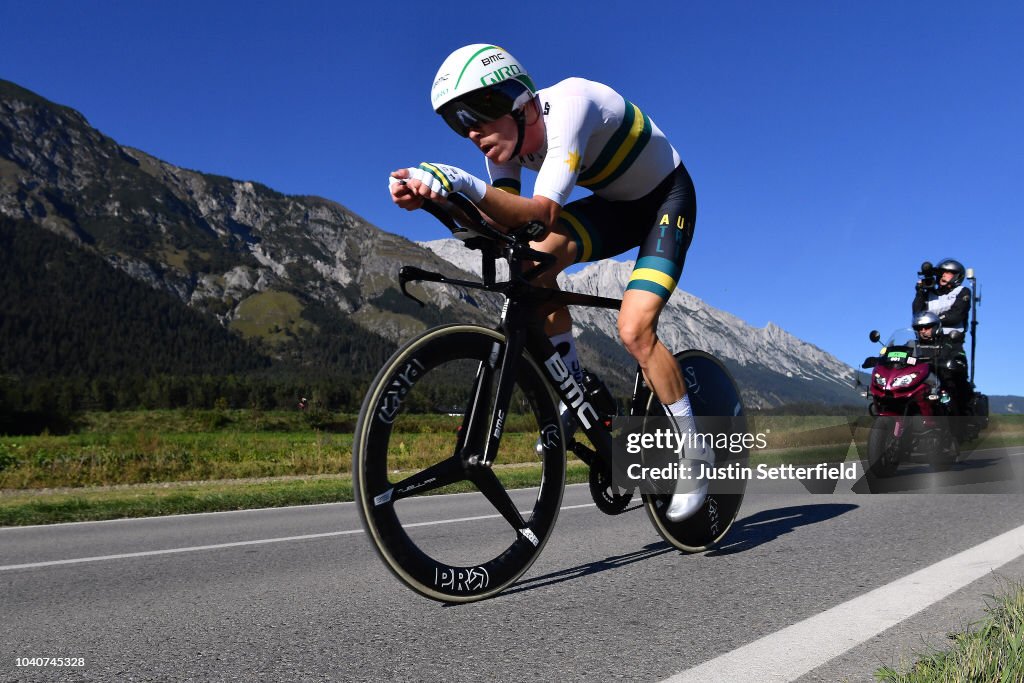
[
  {"x1": 911, "y1": 309, "x2": 970, "y2": 414},
  {"x1": 911, "y1": 310, "x2": 941, "y2": 345},
  {"x1": 910, "y1": 310, "x2": 944, "y2": 394},
  {"x1": 389, "y1": 44, "x2": 708, "y2": 521},
  {"x1": 913, "y1": 258, "x2": 972, "y2": 413}
]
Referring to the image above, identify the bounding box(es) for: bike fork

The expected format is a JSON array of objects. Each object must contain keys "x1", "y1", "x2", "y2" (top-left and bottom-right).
[{"x1": 455, "y1": 301, "x2": 534, "y2": 469}]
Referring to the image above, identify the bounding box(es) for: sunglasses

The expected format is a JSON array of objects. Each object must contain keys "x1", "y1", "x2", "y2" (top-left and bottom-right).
[{"x1": 438, "y1": 79, "x2": 532, "y2": 137}]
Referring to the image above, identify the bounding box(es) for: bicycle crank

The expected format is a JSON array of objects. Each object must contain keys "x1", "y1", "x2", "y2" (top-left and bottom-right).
[{"x1": 588, "y1": 464, "x2": 638, "y2": 515}]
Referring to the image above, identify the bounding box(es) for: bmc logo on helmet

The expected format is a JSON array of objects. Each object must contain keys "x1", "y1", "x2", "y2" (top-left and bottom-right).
[
  {"x1": 481, "y1": 64, "x2": 522, "y2": 86},
  {"x1": 480, "y1": 53, "x2": 505, "y2": 67}
]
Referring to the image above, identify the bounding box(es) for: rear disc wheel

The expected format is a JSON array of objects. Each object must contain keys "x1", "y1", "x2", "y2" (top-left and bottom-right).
[{"x1": 642, "y1": 350, "x2": 748, "y2": 552}]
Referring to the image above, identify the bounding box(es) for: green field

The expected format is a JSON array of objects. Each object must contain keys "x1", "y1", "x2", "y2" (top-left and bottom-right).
[{"x1": 2, "y1": 411, "x2": 1022, "y2": 526}]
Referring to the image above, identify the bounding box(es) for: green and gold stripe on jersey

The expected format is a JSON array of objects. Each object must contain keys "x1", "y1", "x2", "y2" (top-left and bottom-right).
[
  {"x1": 626, "y1": 255, "x2": 681, "y2": 301},
  {"x1": 577, "y1": 100, "x2": 652, "y2": 192},
  {"x1": 558, "y1": 206, "x2": 602, "y2": 264}
]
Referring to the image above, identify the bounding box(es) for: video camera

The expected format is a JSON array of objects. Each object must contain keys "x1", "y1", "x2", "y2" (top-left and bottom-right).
[{"x1": 916, "y1": 261, "x2": 935, "y2": 290}]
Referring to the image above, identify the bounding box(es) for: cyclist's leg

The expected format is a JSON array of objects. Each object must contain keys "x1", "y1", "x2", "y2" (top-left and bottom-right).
[
  {"x1": 614, "y1": 166, "x2": 705, "y2": 521},
  {"x1": 619, "y1": 290, "x2": 707, "y2": 520},
  {"x1": 618, "y1": 290, "x2": 685, "y2": 404},
  {"x1": 536, "y1": 196, "x2": 645, "y2": 446},
  {"x1": 617, "y1": 163, "x2": 695, "y2": 406},
  {"x1": 553, "y1": 168, "x2": 694, "y2": 400},
  {"x1": 525, "y1": 222, "x2": 584, "y2": 447},
  {"x1": 528, "y1": 223, "x2": 579, "y2": 372}
]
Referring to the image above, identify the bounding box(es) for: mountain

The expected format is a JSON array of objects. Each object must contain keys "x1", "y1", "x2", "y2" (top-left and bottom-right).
[
  {"x1": 1, "y1": 77, "x2": 860, "y2": 410},
  {"x1": 420, "y1": 239, "x2": 862, "y2": 408},
  {"x1": 0, "y1": 78, "x2": 497, "y2": 329},
  {"x1": 989, "y1": 396, "x2": 1024, "y2": 415},
  {"x1": 0, "y1": 79, "x2": 499, "y2": 387}
]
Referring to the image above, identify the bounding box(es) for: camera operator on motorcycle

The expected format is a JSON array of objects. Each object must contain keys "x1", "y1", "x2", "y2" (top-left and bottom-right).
[
  {"x1": 388, "y1": 44, "x2": 708, "y2": 522},
  {"x1": 913, "y1": 258, "x2": 971, "y2": 344},
  {"x1": 912, "y1": 260, "x2": 972, "y2": 413}
]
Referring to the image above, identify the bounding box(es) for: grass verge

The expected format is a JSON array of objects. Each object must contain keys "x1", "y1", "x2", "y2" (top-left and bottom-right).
[
  {"x1": 2, "y1": 411, "x2": 1021, "y2": 526},
  {"x1": 874, "y1": 580, "x2": 1024, "y2": 681},
  {"x1": 0, "y1": 461, "x2": 592, "y2": 526}
]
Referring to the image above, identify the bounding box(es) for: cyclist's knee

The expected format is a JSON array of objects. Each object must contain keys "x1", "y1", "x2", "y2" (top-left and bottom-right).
[
  {"x1": 619, "y1": 290, "x2": 664, "y2": 359},
  {"x1": 618, "y1": 317, "x2": 657, "y2": 362},
  {"x1": 523, "y1": 244, "x2": 573, "y2": 288},
  {"x1": 533, "y1": 224, "x2": 577, "y2": 269}
]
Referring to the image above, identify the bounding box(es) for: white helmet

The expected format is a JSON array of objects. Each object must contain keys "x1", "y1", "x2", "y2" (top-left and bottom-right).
[{"x1": 430, "y1": 44, "x2": 537, "y2": 140}]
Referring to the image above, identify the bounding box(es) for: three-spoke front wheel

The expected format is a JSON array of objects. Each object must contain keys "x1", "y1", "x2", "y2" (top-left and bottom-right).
[{"x1": 353, "y1": 325, "x2": 566, "y2": 602}]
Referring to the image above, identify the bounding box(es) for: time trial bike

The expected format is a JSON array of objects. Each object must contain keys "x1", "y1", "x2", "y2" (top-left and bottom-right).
[{"x1": 353, "y1": 194, "x2": 748, "y2": 602}]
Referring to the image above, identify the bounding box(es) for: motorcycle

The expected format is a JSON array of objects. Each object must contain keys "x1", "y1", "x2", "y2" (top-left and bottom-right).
[{"x1": 860, "y1": 328, "x2": 987, "y2": 477}]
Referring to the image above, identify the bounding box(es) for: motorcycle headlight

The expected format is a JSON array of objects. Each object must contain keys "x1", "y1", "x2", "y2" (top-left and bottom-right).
[
  {"x1": 874, "y1": 373, "x2": 886, "y2": 387},
  {"x1": 891, "y1": 373, "x2": 918, "y2": 388}
]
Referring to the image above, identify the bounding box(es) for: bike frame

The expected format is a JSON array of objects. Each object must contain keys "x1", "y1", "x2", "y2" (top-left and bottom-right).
[
  {"x1": 390, "y1": 194, "x2": 652, "y2": 529},
  {"x1": 399, "y1": 260, "x2": 629, "y2": 472}
]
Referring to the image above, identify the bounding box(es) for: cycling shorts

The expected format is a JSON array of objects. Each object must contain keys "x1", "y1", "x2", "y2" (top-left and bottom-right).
[{"x1": 556, "y1": 164, "x2": 695, "y2": 301}]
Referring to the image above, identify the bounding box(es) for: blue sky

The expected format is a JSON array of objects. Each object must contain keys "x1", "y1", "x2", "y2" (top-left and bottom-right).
[{"x1": 4, "y1": 2, "x2": 1023, "y2": 395}]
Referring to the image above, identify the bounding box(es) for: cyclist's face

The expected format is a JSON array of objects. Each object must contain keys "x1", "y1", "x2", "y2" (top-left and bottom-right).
[{"x1": 467, "y1": 115, "x2": 518, "y2": 163}]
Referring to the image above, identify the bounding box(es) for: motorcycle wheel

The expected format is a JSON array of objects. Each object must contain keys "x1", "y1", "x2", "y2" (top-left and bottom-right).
[
  {"x1": 930, "y1": 428, "x2": 959, "y2": 472},
  {"x1": 866, "y1": 416, "x2": 901, "y2": 478}
]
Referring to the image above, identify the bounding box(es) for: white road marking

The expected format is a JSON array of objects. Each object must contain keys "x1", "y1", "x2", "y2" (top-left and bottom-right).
[
  {"x1": 0, "y1": 503, "x2": 595, "y2": 571},
  {"x1": 662, "y1": 521, "x2": 1024, "y2": 682}
]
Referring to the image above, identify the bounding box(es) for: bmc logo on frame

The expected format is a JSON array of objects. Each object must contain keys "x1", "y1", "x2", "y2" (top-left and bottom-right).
[{"x1": 543, "y1": 352, "x2": 599, "y2": 430}]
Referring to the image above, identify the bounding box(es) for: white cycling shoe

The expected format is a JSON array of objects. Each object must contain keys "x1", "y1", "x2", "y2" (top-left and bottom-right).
[{"x1": 666, "y1": 443, "x2": 715, "y2": 522}]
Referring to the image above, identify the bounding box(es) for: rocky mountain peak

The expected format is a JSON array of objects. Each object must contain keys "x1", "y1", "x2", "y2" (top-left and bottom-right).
[{"x1": 419, "y1": 238, "x2": 859, "y2": 407}]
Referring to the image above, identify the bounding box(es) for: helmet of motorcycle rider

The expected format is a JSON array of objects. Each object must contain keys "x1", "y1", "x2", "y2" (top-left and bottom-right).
[
  {"x1": 430, "y1": 44, "x2": 538, "y2": 154},
  {"x1": 934, "y1": 258, "x2": 966, "y2": 290},
  {"x1": 912, "y1": 311, "x2": 942, "y2": 342}
]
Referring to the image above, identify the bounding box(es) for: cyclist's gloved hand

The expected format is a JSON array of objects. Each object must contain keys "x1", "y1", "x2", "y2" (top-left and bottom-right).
[{"x1": 405, "y1": 162, "x2": 487, "y2": 203}]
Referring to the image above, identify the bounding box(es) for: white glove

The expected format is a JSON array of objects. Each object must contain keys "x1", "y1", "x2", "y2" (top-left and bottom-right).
[{"x1": 406, "y1": 162, "x2": 487, "y2": 203}]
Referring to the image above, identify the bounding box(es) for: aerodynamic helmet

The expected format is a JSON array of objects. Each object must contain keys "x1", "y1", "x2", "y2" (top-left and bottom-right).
[{"x1": 430, "y1": 44, "x2": 537, "y2": 141}]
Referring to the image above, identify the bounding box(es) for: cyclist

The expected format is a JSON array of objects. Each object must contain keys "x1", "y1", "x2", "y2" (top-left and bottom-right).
[{"x1": 389, "y1": 44, "x2": 708, "y2": 521}]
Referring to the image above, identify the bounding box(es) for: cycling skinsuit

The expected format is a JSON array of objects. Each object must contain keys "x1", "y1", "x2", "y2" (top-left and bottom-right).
[{"x1": 486, "y1": 77, "x2": 695, "y2": 300}]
